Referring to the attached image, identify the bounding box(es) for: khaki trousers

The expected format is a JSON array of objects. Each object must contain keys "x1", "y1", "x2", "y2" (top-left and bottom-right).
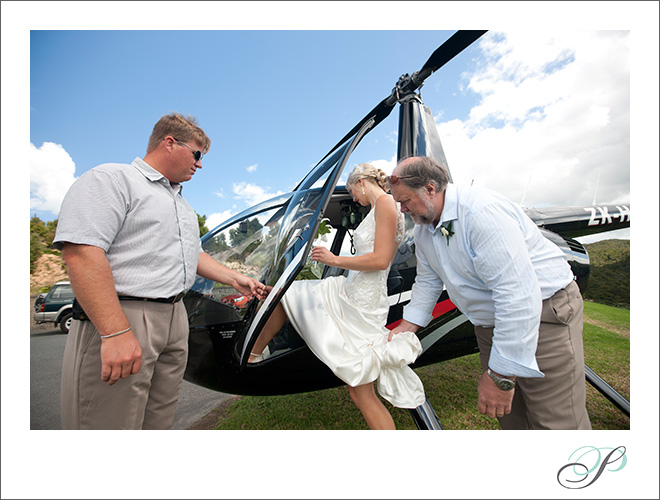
[
  {"x1": 474, "y1": 280, "x2": 592, "y2": 430},
  {"x1": 61, "y1": 300, "x2": 189, "y2": 430}
]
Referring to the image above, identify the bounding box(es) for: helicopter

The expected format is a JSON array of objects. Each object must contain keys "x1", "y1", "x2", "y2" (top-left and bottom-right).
[{"x1": 181, "y1": 31, "x2": 630, "y2": 429}]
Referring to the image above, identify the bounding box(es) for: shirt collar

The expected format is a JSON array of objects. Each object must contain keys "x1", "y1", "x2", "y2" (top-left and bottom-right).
[
  {"x1": 423, "y1": 183, "x2": 457, "y2": 234},
  {"x1": 132, "y1": 157, "x2": 183, "y2": 194},
  {"x1": 439, "y1": 183, "x2": 458, "y2": 226}
]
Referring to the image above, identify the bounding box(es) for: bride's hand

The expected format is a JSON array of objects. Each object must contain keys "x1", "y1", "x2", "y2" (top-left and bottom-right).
[{"x1": 310, "y1": 246, "x2": 337, "y2": 267}]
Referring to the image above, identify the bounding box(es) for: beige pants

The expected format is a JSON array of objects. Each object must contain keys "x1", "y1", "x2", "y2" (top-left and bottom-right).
[
  {"x1": 61, "y1": 300, "x2": 189, "y2": 430},
  {"x1": 474, "y1": 280, "x2": 592, "y2": 430}
]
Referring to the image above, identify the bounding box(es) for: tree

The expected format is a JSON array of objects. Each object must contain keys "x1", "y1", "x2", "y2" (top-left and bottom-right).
[
  {"x1": 30, "y1": 216, "x2": 59, "y2": 273},
  {"x1": 229, "y1": 217, "x2": 263, "y2": 247},
  {"x1": 197, "y1": 213, "x2": 209, "y2": 237}
]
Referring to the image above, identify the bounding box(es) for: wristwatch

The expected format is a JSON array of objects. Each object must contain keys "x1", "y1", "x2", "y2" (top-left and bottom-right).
[{"x1": 487, "y1": 368, "x2": 516, "y2": 391}]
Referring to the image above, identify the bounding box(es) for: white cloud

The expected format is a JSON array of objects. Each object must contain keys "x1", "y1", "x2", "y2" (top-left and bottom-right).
[
  {"x1": 232, "y1": 182, "x2": 284, "y2": 206},
  {"x1": 205, "y1": 181, "x2": 287, "y2": 231},
  {"x1": 437, "y1": 31, "x2": 630, "y2": 208},
  {"x1": 370, "y1": 156, "x2": 397, "y2": 176},
  {"x1": 30, "y1": 142, "x2": 78, "y2": 215},
  {"x1": 339, "y1": 156, "x2": 397, "y2": 186},
  {"x1": 204, "y1": 181, "x2": 287, "y2": 231},
  {"x1": 246, "y1": 164, "x2": 258, "y2": 174},
  {"x1": 206, "y1": 209, "x2": 236, "y2": 231}
]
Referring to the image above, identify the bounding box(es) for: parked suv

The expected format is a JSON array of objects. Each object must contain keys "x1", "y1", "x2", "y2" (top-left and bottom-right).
[{"x1": 33, "y1": 280, "x2": 75, "y2": 333}]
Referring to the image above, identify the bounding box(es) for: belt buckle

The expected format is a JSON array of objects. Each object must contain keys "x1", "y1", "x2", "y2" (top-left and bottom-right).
[{"x1": 172, "y1": 292, "x2": 185, "y2": 303}]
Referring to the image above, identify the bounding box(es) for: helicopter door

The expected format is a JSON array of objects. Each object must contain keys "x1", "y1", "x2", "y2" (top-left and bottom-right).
[{"x1": 236, "y1": 119, "x2": 376, "y2": 366}]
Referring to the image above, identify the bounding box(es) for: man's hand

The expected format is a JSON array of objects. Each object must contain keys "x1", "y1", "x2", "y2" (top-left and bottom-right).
[
  {"x1": 100, "y1": 331, "x2": 143, "y2": 385},
  {"x1": 477, "y1": 370, "x2": 515, "y2": 418},
  {"x1": 387, "y1": 319, "x2": 420, "y2": 342},
  {"x1": 233, "y1": 275, "x2": 269, "y2": 301},
  {"x1": 197, "y1": 252, "x2": 270, "y2": 301},
  {"x1": 61, "y1": 242, "x2": 142, "y2": 385}
]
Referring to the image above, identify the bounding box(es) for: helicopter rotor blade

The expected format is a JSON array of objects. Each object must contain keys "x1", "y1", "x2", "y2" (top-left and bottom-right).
[
  {"x1": 392, "y1": 30, "x2": 489, "y2": 102},
  {"x1": 420, "y1": 30, "x2": 488, "y2": 77},
  {"x1": 323, "y1": 30, "x2": 487, "y2": 162}
]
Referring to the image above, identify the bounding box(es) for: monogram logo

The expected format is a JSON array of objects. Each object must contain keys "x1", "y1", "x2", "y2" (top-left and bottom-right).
[{"x1": 557, "y1": 446, "x2": 627, "y2": 489}]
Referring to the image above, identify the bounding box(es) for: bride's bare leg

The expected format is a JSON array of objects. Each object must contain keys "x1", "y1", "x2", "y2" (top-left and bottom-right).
[
  {"x1": 347, "y1": 383, "x2": 396, "y2": 430},
  {"x1": 248, "y1": 303, "x2": 288, "y2": 363}
]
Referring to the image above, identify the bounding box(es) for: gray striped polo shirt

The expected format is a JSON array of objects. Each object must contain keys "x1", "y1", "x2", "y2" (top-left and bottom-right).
[{"x1": 54, "y1": 157, "x2": 202, "y2": 298}]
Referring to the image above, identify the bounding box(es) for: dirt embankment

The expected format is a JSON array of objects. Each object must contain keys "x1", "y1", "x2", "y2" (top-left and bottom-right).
[
  {"x1": 31, "y1": 254, "x2": 68, "y2": 330},
  {"x1": 31, "y1": 253, "x2": 68, "y2": 294}
]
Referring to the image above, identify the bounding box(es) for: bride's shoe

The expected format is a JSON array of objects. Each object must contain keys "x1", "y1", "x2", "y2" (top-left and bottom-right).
[
  {"x1": 248, "y1": 352, "x2": 264, "y2": 364},
  {"x1": 248, "y1": 345, "x2": 270, "y2": 364}
]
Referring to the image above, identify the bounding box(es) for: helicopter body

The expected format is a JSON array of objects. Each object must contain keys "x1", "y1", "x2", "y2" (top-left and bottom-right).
[{"x1": 182, "y1": 31, "x2": 630, "y2": 426}]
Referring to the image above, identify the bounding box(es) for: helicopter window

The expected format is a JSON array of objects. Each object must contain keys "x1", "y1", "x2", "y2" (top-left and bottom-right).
[
  {"x1": 238, "y1": 132, "x2": 375, "y2": 364},
  {"x1": 261, "y1": 142, "x2": 353, "y2": 290},
  {"x1": 296, "y1": 219, "x2": 335, "y2": 280},
  {"x1": 195, "y1": 206, "x2": 284, "y2": 317}
]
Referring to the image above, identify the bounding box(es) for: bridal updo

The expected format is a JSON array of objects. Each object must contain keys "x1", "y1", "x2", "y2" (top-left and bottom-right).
[{"x1": 346, "y1": 163, "x2": 390, "y2": 192}]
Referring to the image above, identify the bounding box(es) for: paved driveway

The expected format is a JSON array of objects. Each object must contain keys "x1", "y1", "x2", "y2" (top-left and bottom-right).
[{"x1": 30, "y1": 296, "x2": 232, "y2": 430}]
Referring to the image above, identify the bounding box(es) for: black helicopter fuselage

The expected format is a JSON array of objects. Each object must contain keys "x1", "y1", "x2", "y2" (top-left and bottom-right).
[{"x1": 181, "y1": 32, "x2": 629, "y2": 415}]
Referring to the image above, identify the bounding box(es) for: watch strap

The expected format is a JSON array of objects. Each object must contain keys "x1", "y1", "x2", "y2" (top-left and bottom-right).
[{"x1": 487, "y1": 368, "x2": 516, "y2": 390}]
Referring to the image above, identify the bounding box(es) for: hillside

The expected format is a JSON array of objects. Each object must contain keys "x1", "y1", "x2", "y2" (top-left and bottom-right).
[
  {"x1": 582, "y1": 239, "x2": 630, "y2": 308},
  {"x1": 31, "y1": 253, "x2": 68, "y2": 294}
]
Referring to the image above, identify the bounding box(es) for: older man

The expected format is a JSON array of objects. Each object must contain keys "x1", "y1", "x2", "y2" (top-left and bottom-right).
[
  {"x1": 54, "y1": 113, "x2": 267, "y2": 429},
  {"x1": 388, "y1": 156, "x2": 591, "y2": 429}
]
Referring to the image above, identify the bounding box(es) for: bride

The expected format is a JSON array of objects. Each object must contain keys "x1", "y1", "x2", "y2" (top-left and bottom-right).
[{"x1": 249, "y1": 163, "x2": 425, "y2": 429}]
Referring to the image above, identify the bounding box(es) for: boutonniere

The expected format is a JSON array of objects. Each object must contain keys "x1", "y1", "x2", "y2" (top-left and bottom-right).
[{"x1": 439, "y1": 221, "x2": 454, "y2": 246}]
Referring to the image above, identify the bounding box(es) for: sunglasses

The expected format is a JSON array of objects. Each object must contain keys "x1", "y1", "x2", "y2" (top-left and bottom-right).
[
  {"x1": 388, "y1": 174, "x2": 417, "y2": 185},
  {"x1": 174, "y1": 138, "x2": 204, "y2": 162}
]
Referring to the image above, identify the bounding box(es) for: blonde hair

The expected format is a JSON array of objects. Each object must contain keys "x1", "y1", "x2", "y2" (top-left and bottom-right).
[
  {"x1": 346, "y1": 163, "x2": 389, "y2": 192},
  {"x1": 146, "y1": 112, "x2": 211, "y2": 154}
]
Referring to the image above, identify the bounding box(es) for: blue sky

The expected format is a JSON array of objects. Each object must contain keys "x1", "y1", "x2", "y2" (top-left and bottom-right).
[
  {"x1": 28, "y1": 29, "x2": 484, "y2": 226},
  {"x1": 4, "y1": 2, "x2": 660, "y2": 499},
  {"x1": 25, "y1": 21, "x2": 647, "y2": 243}
]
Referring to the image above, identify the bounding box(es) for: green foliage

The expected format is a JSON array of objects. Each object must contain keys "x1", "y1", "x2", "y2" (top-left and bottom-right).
[
  {"x1": 30, "y1": 216, "x2": 58, "y2": 273},
  {"x1": 583, "y1": 239, "x2": 630, "y2": 308},
  {"x1": 229, "y1": 217, "x2": 264, "y2": 247},
  {"x1": 315, "y1": 219, "x2": 332, "y2": 239},
  {"x1": 204, "y1": 231, "x2": 230, "y2": 254},
  {"x1": 297, "y1": 219, "x2": 333, "y2": 281},
  {"x1": 197, "y1": 213, "x2": 209, "y2": 237}
]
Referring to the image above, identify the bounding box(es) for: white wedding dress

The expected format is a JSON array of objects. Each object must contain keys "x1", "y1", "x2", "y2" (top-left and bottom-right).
[{"x1": 281, "y1": 200, "x2": 425, "y2": 408}]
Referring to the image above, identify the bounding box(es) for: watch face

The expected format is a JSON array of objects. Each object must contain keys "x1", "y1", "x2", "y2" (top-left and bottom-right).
[
  {"x1": 488, "y1": 369, "x2": 515, "y2": 390},
  {"x1": 498, "y1": 379, "x2": 515, "y2": 391}
]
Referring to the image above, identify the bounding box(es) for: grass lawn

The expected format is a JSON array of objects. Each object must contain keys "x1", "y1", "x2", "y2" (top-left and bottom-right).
[{"x1": 210, "y1": 301, "x2": 630, "y2": 430}]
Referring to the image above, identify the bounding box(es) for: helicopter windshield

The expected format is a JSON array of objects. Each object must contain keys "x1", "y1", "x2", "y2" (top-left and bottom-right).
[
  {"x1": 184, "y1": 120, "x2": 375, "y2": 370},
  {"x1": 237, "y1": 120, "x2": 376, "y2": 364},
  {"x1": 186, "y1": 201, "x2": 289, "y2": 333}
]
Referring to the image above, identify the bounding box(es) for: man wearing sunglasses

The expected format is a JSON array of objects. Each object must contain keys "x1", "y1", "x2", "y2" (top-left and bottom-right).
[
  {"x1": 388, "y1": 156, "x2": 591, "y2": 430},
  {"x1": 54, "y1": 112, "x2": 268, "y2": 429}
]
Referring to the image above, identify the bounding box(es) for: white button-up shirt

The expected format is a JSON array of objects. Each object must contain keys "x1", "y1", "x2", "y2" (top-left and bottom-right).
[
  {"x1": 54, "y1": 158, "x2": 202, "y2": 298},
  {"x1": 403, "y1": 183, "x2": 574, "y2": 377}
]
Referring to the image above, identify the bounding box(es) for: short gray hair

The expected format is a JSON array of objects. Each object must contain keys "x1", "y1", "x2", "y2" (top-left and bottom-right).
[{"x1": 396, "y1": 156, "x2": 450, "y2": 192}]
